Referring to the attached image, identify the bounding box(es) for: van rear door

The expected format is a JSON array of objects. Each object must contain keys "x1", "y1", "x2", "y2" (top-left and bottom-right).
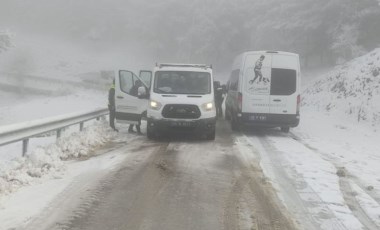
[
  {"x1": 269, "y1": 54, "x2": 299, "y2": 115},
  {"x1": 242, "y1": 54, "x2": 272, "y2": 115}
]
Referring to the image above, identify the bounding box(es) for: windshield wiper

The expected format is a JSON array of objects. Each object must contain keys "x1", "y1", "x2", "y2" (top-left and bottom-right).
[{"x1": 154, "y1": 88, "x2": 168, "y2": 93}]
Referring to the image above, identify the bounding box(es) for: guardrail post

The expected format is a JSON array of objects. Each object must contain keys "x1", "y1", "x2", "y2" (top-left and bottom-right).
[
  {"x1": 57, "y1": 129, "x2": 62, "y2": 139},
  {"x1": 80, "y1": 122, "x2": 84, "y2": 131},
  {"x1": 22, "y1": 139, "x2": 29, "y2": 157}
]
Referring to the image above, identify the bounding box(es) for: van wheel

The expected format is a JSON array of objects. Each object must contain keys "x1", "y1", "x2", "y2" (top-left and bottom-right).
[
  {"x1": 231, "y1": 117, "x2": 240, "y2": 131},
  {"x1": 147, "y1": 123, "x2": 155, "y2": 140},
  {"x1": 225, "y1": 109, "x2": 231, "y2": 120},
  {"x1": 206, "y1": 129, "x2": 216, "y2": 140},
  {"x1": 281, "y1": 127, "x2": 290, "y2": 133}
]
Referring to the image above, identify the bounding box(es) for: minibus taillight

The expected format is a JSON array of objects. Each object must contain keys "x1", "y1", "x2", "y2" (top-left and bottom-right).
[
  {"x1": 296, "y1": 95, "x2": 301, "y2": 114},
  {"x1": 238, "y1": 92, "x2": 243, "y2": 112}
]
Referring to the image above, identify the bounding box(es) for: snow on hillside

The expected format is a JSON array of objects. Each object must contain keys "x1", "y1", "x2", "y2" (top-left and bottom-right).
[
  {"x1": 0, "y1": 91, "x2": 107, "y2": 126},
  {"x1": 302, "y1": 48, "x2": 380, "y2": 129}
]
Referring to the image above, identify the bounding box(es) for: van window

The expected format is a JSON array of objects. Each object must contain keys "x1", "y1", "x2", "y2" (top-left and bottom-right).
[
  {"x1": 119, "y1": 70, "x2": 139, "y2": 96},
  {"x1": 154, "y1": 71, "x2": 211, "y2": 95},
  {"x1": 270, "y1": 68, "x2": 297, "y2": 96},
  {"x1": 139, "y1": 71, "x2": 152, "y2": 89},
  {"x1": 229, "y1": 69, "x2": 239, "y2": 91}
]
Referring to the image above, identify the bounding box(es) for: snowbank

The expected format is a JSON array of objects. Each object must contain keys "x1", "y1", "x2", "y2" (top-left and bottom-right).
[
  {"x1": 303, "y1": 48, "x2": 380, "y2": 128},
  {"x1": 0, "y1": 120, "x2": 116, "y2": 195}
]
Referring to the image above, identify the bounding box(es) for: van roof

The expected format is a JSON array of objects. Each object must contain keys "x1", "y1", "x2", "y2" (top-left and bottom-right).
[
  {"x1": 154, "y1": 63, "x2": 212, "y2": 73},
  {"x1": 241, "y1": 51, "x2": 299, "y2": 56}
]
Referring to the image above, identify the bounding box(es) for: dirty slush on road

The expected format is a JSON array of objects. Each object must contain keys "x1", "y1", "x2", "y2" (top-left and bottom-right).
[{"x1": 27, "y1": 121, "x2": 297, "y2": 230}]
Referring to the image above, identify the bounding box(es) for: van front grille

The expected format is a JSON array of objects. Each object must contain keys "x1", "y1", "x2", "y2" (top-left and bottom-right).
[{"x1": 162, "y1": 104, "x2": 201, "y2": 119}]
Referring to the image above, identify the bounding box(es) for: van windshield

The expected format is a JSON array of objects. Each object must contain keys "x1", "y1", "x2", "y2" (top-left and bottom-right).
[{"x1": 154, "y1": 71, "x2": 211, "y2": 95}]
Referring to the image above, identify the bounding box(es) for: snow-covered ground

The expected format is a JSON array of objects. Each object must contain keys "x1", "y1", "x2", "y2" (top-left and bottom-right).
[
  {"x1": 303, "y1": 48, "x2": 380, "y2": 130},
  {"x1": 0, "y1": 126, "x2": 143, "y2": 230},
  {"x1": 297, "y1": 50, "x2": 380, "y2": 229}
]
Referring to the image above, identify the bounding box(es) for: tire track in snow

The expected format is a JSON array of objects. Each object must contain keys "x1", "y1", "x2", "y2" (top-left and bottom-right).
[
  {"x1": 240, "y1": 131, "x2": 348, "y2": 230},
  {"x1": 290, "y1": 133, "x2": 380, "y2": 230},
  {"x1": 229, "y1": 133, "x2": 301, "y2": 230}
]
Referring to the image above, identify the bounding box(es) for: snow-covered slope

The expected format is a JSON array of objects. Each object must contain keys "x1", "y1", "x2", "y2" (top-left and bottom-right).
[{"x1": 303, "y1": 48, "x2": 380, "y2": 129}]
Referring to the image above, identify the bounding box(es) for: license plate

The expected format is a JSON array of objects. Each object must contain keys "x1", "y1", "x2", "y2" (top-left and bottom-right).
[
  {"x1": 249, "y1": 115, "x2": 267, "y2": 121},
  {"x1": 170, "y1": 121, "x2": 193, "y2": 127}
]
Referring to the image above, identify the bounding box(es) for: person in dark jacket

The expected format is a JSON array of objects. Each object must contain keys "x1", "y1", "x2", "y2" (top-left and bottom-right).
[
  {"x1": 108, "y1": 79, "x2": 118, "y2": 132},
  {"x1": 214, "y1": 81, "x2": 224, "y2": 118},
  {"x1": 128, "y1": 80, "x2": 143, "y2": 134}
]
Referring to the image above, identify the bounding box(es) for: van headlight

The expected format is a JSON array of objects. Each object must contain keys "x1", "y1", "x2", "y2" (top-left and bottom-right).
[
  {"x1": 150, "y1": 100, "x2": 162, "y2": 110},
  {"x1": 202, "y1": 102, "x2": 214, "y2": 111}
]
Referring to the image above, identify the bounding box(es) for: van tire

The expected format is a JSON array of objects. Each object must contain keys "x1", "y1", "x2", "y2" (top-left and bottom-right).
[
  {"x1": 281, "y1": 127, "x2": 290, "y2": 133},
  {"x1": 231, "y1": 117, "x2": 240, "y2": 131},
  {"x1": 147, "y1": 124, "x2": 155, "y2": 140},
  {"x1": 206, "y1": 129, "x2": 216, "y2": 140}
]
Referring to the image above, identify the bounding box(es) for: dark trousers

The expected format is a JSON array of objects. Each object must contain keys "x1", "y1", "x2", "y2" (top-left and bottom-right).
[
  {"x1": 109, "y1": 109, "x2": 116, "y2": 129},
  {"x1": 216, "y1": 103, "x2": 223, "y2": 117},
  {"x1": 128, "y1": 119, "x2": 141, "y2": 133}
]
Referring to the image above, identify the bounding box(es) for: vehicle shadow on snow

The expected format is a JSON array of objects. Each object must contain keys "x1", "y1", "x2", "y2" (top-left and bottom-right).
[
  {"x1": 240, "y1": 127, "x2": 290, "y2": 138},
  {"x1": 150, "y1": 133, "x2": 213, "y2": 143}
]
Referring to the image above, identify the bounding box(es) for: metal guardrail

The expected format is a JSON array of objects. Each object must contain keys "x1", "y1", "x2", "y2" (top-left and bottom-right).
[{"x1": 0, "y1": 108, "x2": 109, "y2": 157}]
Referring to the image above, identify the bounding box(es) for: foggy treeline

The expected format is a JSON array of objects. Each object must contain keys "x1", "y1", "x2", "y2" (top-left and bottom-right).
[{"x1": 1, "y1": 0, "x2": 380, "y2": 72}]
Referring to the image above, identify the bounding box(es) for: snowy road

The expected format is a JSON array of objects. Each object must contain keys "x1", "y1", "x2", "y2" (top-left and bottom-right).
[
  {"x1": 5, "y1": 121, "x2": 380, "y2": 230},
  {"x1": 20, "y1": 121, "x2": 296, "y2": 230}
]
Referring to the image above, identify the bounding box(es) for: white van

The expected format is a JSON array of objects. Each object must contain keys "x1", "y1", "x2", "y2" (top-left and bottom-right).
[
  {"x1": 146, "y1": 63, "x2": 217, "y2": 140},
  {"x1": 225, "y1": 51, "x2": 301, "y2": 132},
  {"x1": 113, "y1": 69, "x2": 152, "y2": 125}
]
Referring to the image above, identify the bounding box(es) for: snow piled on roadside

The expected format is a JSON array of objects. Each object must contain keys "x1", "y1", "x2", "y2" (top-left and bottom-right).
[
  {"x1": 0, "y1": 120, "x2": 116, "y2": 195},
  {"x1": 303, "y1": 48, "x2": 380, "y2": 129}
]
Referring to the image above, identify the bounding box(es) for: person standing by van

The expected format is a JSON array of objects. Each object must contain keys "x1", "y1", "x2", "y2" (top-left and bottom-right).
[
  {"x1": 249, "y1": 55, "x2": 265, "y2": 84},
  {"x1": 108, "y1": 79, "x2": 118, "y2": 132},
  {"x1": 128, "y1": 80, "x2": 143, "y2": 134},
  {"x1": 214, "y1": 81, "x2": 224, "y2": 118}
]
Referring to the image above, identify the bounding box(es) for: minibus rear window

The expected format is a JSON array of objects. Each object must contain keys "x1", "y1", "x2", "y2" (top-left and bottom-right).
[{"x1": 270, "y1": 68, "x2": 297, "y2": 96}]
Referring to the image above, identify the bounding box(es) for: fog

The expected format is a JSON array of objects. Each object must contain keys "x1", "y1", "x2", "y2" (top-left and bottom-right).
[{"x1": 0, "y1": 0, "x2": 380, "y2": 82}]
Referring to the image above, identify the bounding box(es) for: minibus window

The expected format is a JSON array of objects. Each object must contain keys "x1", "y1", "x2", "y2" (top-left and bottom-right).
[{"x1": 270, "y1": 68, "x2": 296, "y2": 96}]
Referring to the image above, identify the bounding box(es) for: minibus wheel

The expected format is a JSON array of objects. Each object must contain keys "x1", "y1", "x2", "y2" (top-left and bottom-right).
[
  {"x1": 281, "y1": 127, "x2": 290, "y2": 133},
  {"x1": 225, "y1": 109, "x2": 231, "y2": 120},
  {"x1": 206, "y1": 129, "x2": 216, "y2": 140},
  {"x1": 231, "y1": 117, "x2": 240, "y2": 131}
]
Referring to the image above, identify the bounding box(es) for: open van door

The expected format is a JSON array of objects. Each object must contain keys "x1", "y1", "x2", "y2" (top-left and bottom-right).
[{"x1": 115, "y1": 70, "x2": 149, "y2": 125}]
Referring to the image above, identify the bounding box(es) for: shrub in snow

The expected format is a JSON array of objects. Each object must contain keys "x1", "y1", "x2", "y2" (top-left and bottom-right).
[
  {"x1": 0, "y1": 30, "x2": 13, "y2": 54},
  {"x1": 0, "y1": 120, "x2": 116, "y2": 195},
  {"x1": 303, "y1": 48, "x2": 380, "y2": 128},
  {"x1": 373, "y1": 67, "x2": 379, "y2": 77}
]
